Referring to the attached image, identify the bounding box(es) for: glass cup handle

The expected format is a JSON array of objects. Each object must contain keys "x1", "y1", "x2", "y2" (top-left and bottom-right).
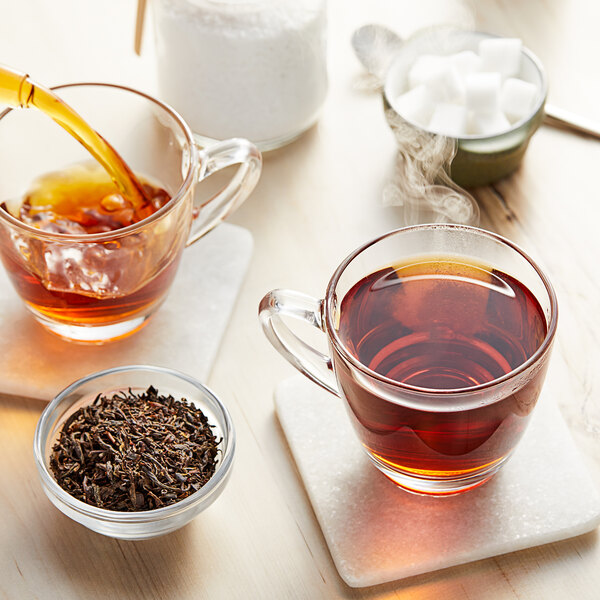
[
  {"x1": 187, "y1": 138, "x2": 262, "y2": 246},
  {"x1": 259, "y1": 289, "x2": 340, "y2": 397}
]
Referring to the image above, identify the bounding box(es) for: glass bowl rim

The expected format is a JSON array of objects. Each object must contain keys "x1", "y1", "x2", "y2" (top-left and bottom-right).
[
  {"x1": 383, "y1": 28, "x2": 549, "y2": 142},
  {"x1": 33, "y1": 364, "x2": 235, "y2": 523}
]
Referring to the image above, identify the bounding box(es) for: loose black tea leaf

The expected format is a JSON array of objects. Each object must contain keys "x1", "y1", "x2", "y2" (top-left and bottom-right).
[{"x1": 49, "y1": 386, "x2": 220, "y2": 511}]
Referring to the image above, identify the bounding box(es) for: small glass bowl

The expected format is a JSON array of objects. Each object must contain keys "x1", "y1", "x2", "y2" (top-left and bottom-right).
[
  {"x1": 33, "y1": 365, "x2": 235, "y2": 540},
  {"x1": 383, "y1": 29, "x2": 548, "y2": 187}
]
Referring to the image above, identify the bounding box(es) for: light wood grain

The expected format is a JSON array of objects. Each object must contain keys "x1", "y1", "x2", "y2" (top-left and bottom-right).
[{"x1": 0, "y1": 1, "x2": 599, "y2": 598}]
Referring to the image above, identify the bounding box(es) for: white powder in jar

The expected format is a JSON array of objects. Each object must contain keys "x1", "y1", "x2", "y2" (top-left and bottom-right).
[{"x1": 153, "y1": 0, "x2": 328, "y2": 148}]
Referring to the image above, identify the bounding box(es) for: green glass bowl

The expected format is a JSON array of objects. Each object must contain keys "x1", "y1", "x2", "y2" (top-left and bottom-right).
[{"x1": 383, "y1": 29, "x2": 548, "y2": 187}]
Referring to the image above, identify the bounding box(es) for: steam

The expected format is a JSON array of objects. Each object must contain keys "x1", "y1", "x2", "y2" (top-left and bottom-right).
[
  {"x1": 353, "y1": 20, "x2": 480, "y2": 227},
  {"x1": 383, "y1": 110, "x2": 479, "y2": 226}
]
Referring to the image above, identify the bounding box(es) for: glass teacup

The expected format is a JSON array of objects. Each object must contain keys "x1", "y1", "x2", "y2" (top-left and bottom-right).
[
  {"x1": 260, "y1": 225, "x2": 558, "y2": 495},
  {"x1": 0, "y1": 83, "x2": 261, "y2": 343}
]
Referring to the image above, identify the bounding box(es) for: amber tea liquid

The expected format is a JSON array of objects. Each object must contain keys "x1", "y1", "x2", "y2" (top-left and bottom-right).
[
  {"x1": 336, "y1": 257, "x2": 547, "y2": 489},
  {"x1": 0, "y1": 163, "x2": 174, "y2": 332}
]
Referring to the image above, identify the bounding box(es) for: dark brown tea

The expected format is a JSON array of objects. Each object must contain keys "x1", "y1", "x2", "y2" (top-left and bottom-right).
[
  {"x1": 336, "y1": 257, "x2": 547, "y2": 488},
  {"x1": 50, "y1": 386, "x2": 219, "y2": 511}
]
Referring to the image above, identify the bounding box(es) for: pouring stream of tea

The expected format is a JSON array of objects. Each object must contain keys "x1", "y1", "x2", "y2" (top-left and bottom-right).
[{"x1": 0, "y1": 65, "x2": 149, "y2": 209}]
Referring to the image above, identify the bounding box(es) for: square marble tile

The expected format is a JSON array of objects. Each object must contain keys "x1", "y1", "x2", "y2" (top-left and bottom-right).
[
  {"x1": 0, "y1": 223, "x2": 252, "y2": 400},
  {"x1": 276, "y1": 375, "x2": 600, "y2": 588}
]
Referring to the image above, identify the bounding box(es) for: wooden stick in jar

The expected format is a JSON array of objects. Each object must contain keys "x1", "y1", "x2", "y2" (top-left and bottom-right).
[{"x1": 134, "y1": 0, "x2": 147, "y2": 56}]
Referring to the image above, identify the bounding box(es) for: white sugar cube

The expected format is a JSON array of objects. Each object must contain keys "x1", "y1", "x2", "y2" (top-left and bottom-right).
[
  {"x1": 479, "y1": 38, "x2": 523, "y2": 78},
  {"x1": 469, "y1": 110, "x2": 511, "y2": 135},
  {"x1": 465, "y1": 72, "x2": 502, "y2": 114},
  {"x1": 421, "y1": 62, "x2": 465, "y2": 103},
  {"x1": 428, "y1": 103, "x2": 468, "y2": 137},
  {"x1": 450, "y1": 50, "x2": 483, "y2": 78},
  {"x1": 501, "y1": 77, "x2": 539, "y2": 123},
  {"x1": 408, "y1": 54, "x2": 447, "y2": 89},
  {"x1": 393, "y1": 85, "x2": 435, "y2": 127}
]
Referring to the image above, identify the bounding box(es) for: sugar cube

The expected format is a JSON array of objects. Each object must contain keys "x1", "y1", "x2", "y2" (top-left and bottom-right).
[
  {"x1": 465, "y1": 72, "x2": 502, "y2": 114},
  {"x1": 469, "y1": 110, "x2": 511, "y2": 135},
  {"x1": 479, "y1": 38, "x2": 522, "y2": 78},
  {"x1": 450, "y1": 50, "x2": 483, "y2": 78},
  {"x1": 393, "y1": 85, "x2": 435, "y2": 127},
  {"x1": 501, "y1": 77, "x2": 539, "y2": 123},
  {"x1": 416, "y1": 61, "x2": 464, "y2": 104},
  {"x1": 400, "y1": 36, "x2": 532, "y2": 140},
  {"x1": 408, "y1": 54, "x2": 447, "y2": 89},
  {"x1": 428, "y1": 103, "x2": 468, "y2": 137}
]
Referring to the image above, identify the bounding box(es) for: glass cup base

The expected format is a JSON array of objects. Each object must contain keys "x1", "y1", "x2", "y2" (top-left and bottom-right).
[
  {"x1": 30, "y1": 311, "x2": 151, "y2": 344},
  {"x1": 367, "y1": 451, "x2": 510, "y2": 497}
]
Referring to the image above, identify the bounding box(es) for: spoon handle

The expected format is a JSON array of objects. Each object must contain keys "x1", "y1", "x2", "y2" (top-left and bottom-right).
[{"x1": 544, "y1": 103, "x2": 600, "y2": 140}]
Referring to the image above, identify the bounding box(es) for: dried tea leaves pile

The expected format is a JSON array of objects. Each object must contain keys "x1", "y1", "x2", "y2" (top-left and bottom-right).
[{"x1": 49, "y1": 386, "x2": 220, "y2": 511}]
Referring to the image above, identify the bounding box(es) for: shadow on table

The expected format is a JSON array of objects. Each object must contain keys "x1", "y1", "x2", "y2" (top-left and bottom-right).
[{"x1": 42, "y1": 514, "x2": 204, "y2": 599}]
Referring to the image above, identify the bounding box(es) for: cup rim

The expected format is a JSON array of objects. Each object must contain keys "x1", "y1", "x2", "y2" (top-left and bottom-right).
[
  {"x1": 0, "y1": 82, "x2": 198, "y2": 242},
  {"x1": 383, "y1": 28, "x2": 549, "y2": 142},
  {"x1": 324, "y1": 223, "x2": 558, "y2": 395},
  {"x1": 33, "y1": 364, "x2": 235, "y2": 523}
]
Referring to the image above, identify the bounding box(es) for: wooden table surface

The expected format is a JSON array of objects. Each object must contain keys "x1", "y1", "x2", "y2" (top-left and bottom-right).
[{"x1": 1, "y1": 1, "x2": 599, "y2": 598}]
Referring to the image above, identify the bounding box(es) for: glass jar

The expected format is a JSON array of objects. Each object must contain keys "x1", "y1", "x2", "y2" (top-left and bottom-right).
[{"x1": 154, "y1": 0, "x2": 328, "y2": 151}]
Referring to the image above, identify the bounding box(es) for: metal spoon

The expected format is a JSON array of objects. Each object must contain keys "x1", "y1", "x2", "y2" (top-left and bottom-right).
[
  {"x1": 351, "y1": 24, "x2": 600, "y2": 141},
  {"x1": 543, "y1": 104, "x2": 600, "y2": 139},
  {"x1": 351, "y1": 24, "x2": 404, "y2": 81}
]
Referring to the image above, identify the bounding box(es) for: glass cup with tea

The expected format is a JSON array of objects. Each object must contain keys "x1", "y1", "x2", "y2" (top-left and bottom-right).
[
  {"x1": 0, "y1": 82, "x2": 261, "y2": 343},
  {"x1": 259, "y1": 224, "x2": 558, "y2": 495}
]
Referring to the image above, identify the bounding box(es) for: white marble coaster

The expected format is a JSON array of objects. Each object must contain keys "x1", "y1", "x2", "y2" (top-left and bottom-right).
[
  {"x1": 276, "y1": 375, "x2": 600, "y2": 588},
  {"x1": 0, "y1": 223, "x2": 252, "y2": 401}
]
